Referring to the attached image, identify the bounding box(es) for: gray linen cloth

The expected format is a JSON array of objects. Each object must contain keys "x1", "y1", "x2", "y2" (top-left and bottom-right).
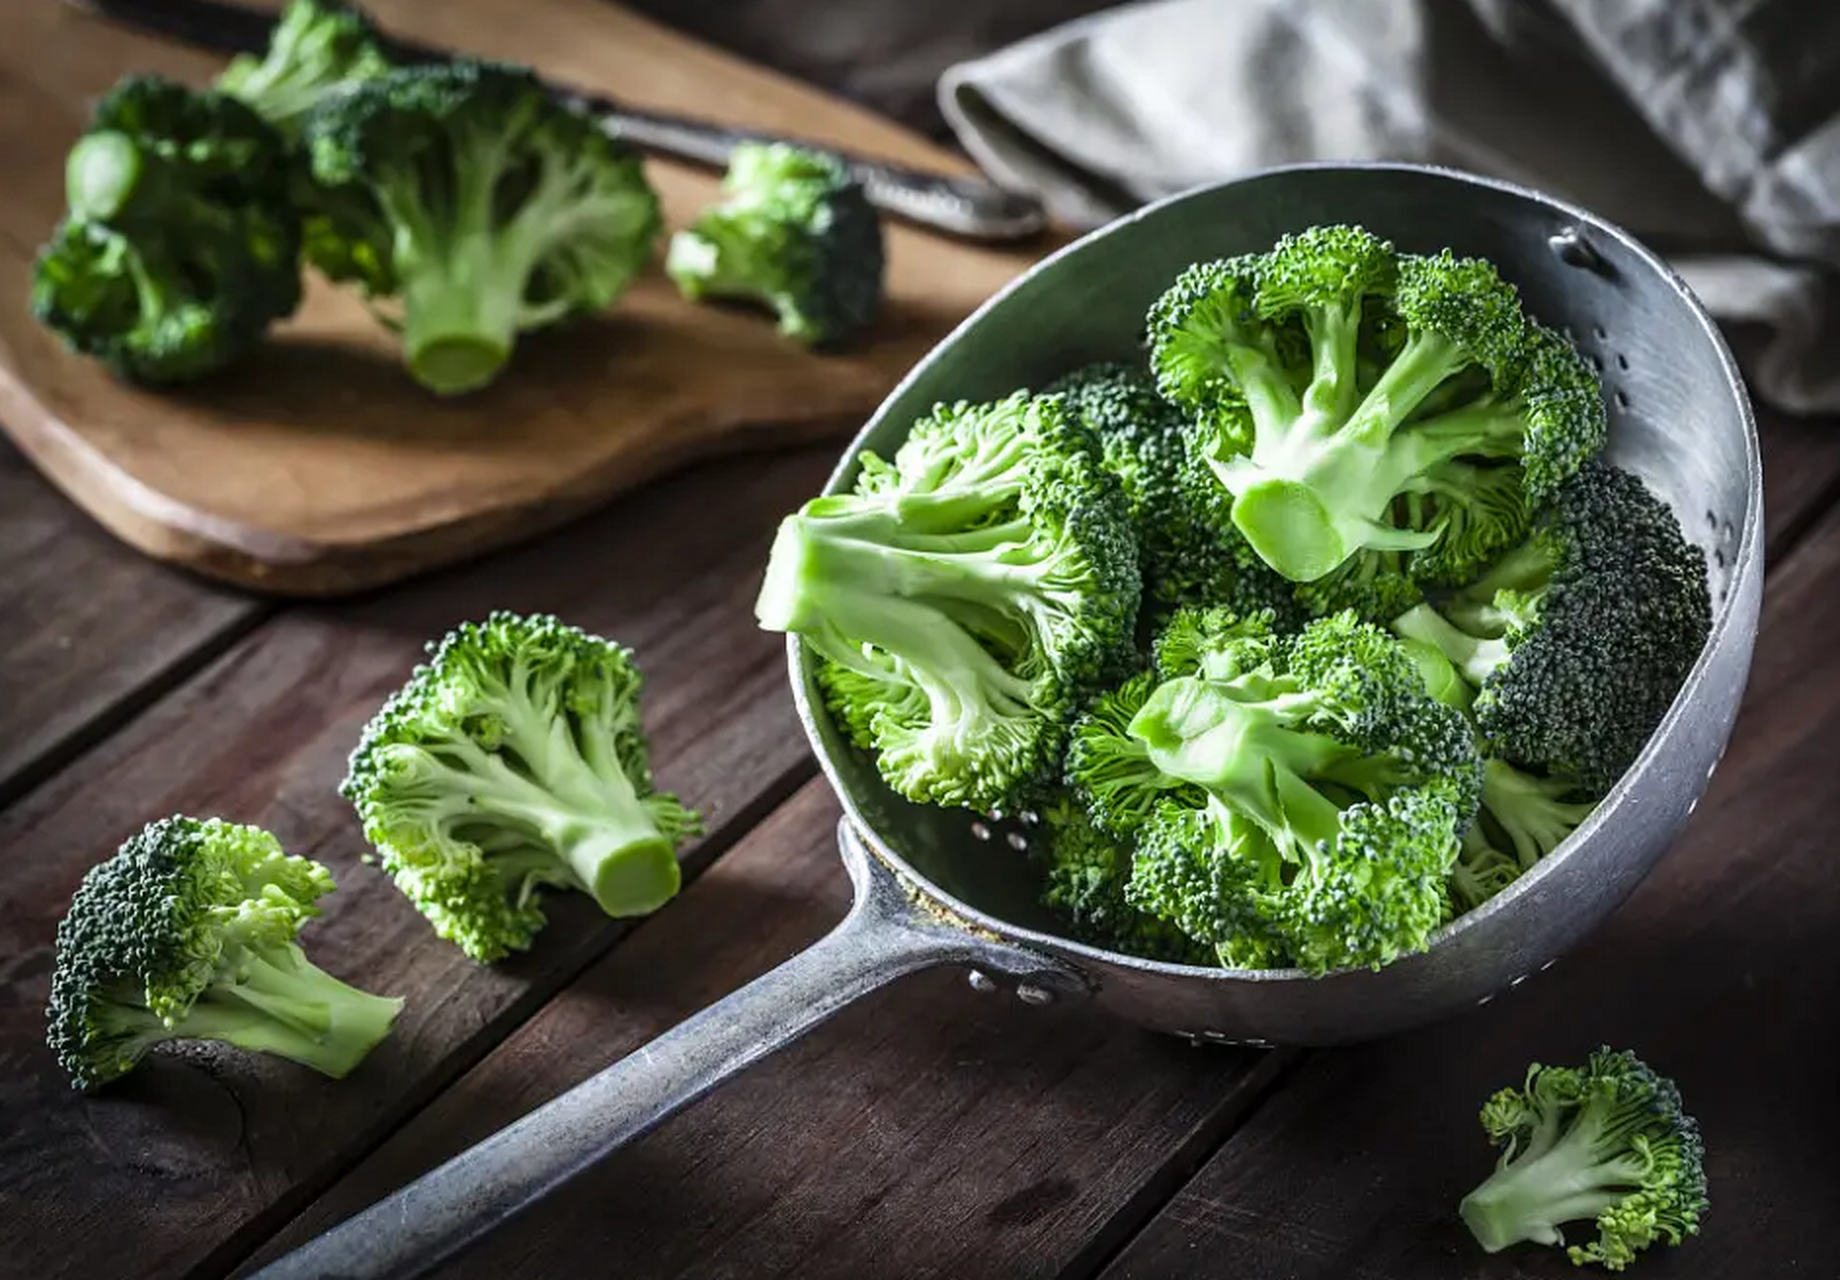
[{"x1": 938, "y1": 0, "x2": 1840, "y2": 415}]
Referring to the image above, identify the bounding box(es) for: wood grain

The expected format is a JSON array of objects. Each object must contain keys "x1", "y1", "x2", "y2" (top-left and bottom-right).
[
  {"x1": 0, "y1": 0, "x2": 1049, "y2": 596},
  {"x1": 0, "y1": 436, "x2": 261, "y2": 805},
  {"x1": 1096, "y1": 482, "x2": 1840, "y2": 1280},
  {"x1": 249, "y1": 778, "x2": 1287, "y2": 1280},
  {"x1": 0, "y1": 444, "x2": 835, "y2": 1280}
]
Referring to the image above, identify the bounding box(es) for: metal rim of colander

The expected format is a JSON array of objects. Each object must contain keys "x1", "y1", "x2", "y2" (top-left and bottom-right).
[{"x1": 787, "y1": 159, "x2": 1762, "y2": 984}]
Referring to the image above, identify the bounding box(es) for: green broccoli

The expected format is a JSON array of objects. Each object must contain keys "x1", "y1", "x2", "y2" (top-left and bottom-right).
[
  {"x1": 1045, "y1": 361, "x2": 1303, "y2": 627},
  {"x1": 666, "y1": 142, "x2": 884, "y2": 348},
  {"x1": 340, "y1": 612, "x2": 700, "y2": 963},
  {"x1": 1034, "y1": 795, "x2": 1211, "y2": 964},
  {"x1": 46, "y1": 817, "x2": 402, "y2": 1090},
  {"x1": 755, "y1": 391, "x2": 1141, "y2": 813},
  {"x1": 216, "y1": 0, "x2": 393, "y2": 136},
  {"x1": 1391, "y1": 459, "x2": 1711, "y2": 794},
  {"x1": 31, "y1": 75, "x2": 302, "y2": 383},
  {"x1": 1460, "y1": 1047, "x2": 1709, "y2": 1270},
  {"x1": 1069, "y1": 606, "x2": 1482, "y2": 973},
  {"x1": 1399, "y1": 635, "x2": 1600, "y2": 912},
  {"x1": 301, "y1": 60, "x2": 662, "y2": 394},
  {"x1": 1146, "y1": 225, "x2": 1605, "y2": 590}
]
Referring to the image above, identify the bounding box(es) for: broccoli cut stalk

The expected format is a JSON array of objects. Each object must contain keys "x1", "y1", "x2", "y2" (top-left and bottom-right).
[
  {"x1": 46, "y1": 817, "x2": 402, "y2": 1090},
  {"x1": 341, "y1": 612, "x2": 700, "y2": 963}
]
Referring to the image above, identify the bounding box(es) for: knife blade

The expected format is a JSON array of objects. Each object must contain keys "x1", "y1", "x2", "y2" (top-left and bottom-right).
[{"x1": 60, "y1": 0, "x2": 1050, "y2": 242}]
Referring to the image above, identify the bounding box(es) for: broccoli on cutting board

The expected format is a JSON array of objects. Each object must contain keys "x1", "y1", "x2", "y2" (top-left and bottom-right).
[
  {"x1": 300, "y1": 59, "x2": 662, "y2": 395},
  {"x1": 667, "y1": 141, "x2": 885, "y2": 349},
  {"x1": 46, "y1": 817, "x2": 402, "y2": 1090},
  {"x1": 216, "y1": 0, "x2": 394, "y2": 135},
  {"x1": 31, "y1": 75, "x2": 303, "y2": 384},
  {"x1": 341, "y1": 611, "x2": 701, "y2": 964}
]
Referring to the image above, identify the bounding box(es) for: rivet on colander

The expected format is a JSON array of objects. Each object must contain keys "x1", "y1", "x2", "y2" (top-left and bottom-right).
[
  {"x1": 1016, "y1": 983, "x2": 1055, "y2": 1007},
  {"x1": 966, "y1": 970, "x2": 999, "y2": 994}
]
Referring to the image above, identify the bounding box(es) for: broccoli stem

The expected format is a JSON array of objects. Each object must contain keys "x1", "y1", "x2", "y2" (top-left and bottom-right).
[
  {"x1": 1391, "y1": 603, "x2": 1510, "y2": 688},
  {"x1": 66, "y1": 131, "x2": 144, "y2": 224},
  {"x1": 399, "y1": 250, "x2": 526, "y2": 396},
  {"x1": 1343, "y1": 329, "x2": 1473, "y2": 447},
  {"x1": 1482, "y1": 758, "x2": 1598, "y2": 868},
  {"x1": 1459, "y1": 1104, "x2": 1647, "y2": 1253},
  {"x1": 178, "y1": 943, "x2": 402, "y2": 1079}
]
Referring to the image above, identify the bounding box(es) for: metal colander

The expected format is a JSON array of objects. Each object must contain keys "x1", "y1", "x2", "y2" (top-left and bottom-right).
[{"x1": 252, "y1": 162, "x2": 1762, "y2": 1280}]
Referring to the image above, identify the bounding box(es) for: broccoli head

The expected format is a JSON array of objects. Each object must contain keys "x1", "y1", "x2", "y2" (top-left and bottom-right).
[
  {"x1": 756, "y1": 391, "x2": 1141, "y2": 813},
  {"x1": 1460, "y1": 1047, "x2": 1709, "y2": 1270},
  {"x1": 216, "y1": 0, "x2": 394, "y2": 135},
  {"x1": 1147, "y1": 226, "x2": 1606, "y2": 588},
  {"x1": 666, "y1": 142, "x2": 884, "y2": 348},
  {"x1": 1045, "y1": 361, "x2": 1303, "y2": 626},
  {"x1": 1034, "y1": 795, "x2": 1212, "y2": 964},
  {"x1": 1392, "y1": 459, "x2": 1711, "y2": 793},
  {"x1": 46, "y1": 817, "x2": 402, "y2": 1090},
  {"x1": 1084, "y1": 606, "x2": 1482, "y2": 973},
  {"x1": 32, "y1": 75, "x2": 302, "y2": 383},
  {"x1": 302, "y1": 60, "x2": 662, "y2": 394},
  {"x1": 340, "y1": 612, "x2": 701, "y2": 963}
]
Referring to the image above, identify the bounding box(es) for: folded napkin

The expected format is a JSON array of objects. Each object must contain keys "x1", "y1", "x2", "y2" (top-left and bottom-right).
[{"x1": 939, "y1": 0, "x2": 1840, "y2": 415}]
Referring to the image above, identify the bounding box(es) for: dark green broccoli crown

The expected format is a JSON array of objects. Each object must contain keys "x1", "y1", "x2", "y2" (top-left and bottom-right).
[
  {"x1": 666, "y1": 142, "x2": 884, "y2": 348},
  {"x1": 32, "y1": 75, "x2": 303, "y2": 383},
  {"x1": 1463, "y1": 1046, "x2": 1708, "y2": 1269},
  {"x1": 342, "y1": 611, "x2": 695, "y2": 962},
  {"x1": 1474, "y1": 460, "x2": 1712, "y2": 791},
  {"x1": 1127, "y1": 801, "x2": 1290, "y2": 969},
  {"x1": 1514, "y1": 324, "x2": 1609, "y2": 500},
  {"x1": 46, "y1": 817, "x2": 332, "y2": 1089},
  {"x1": 1036, "y1": 795, "x2": 1212, "y2": 964},
  {"x1": 216, "y1": 0, "x2": 394, "y2": 133},
  {"x1": 759, "y1": 392, "x2": 1140, "y2": 812}
]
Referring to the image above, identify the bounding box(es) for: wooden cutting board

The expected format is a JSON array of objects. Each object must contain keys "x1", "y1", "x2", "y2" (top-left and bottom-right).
[{"x1": 0, "y1": 0, "x2": 1055, "y2": 594}]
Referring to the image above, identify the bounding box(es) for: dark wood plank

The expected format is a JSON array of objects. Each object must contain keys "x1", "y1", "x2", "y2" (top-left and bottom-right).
[
  {"x1": 1097, "y1": 486, "x2": 1840, "y2": 1280},
  {"x1": 248, "y1": 778, "x2": 1285, "y2": 1280},
  {"x1": 0, "y1": 436, "x2": 261, "y2": 804},
  {"x1": 0, "y1": 444, "x2": 836, "y2": 1280},
  {"x1": 1755, "y1": 403, "x2": 1840, "y2": 551}
]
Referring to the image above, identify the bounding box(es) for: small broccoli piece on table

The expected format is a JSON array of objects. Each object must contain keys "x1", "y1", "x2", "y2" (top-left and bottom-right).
[
  {"x1": 216, "y1": 0, "x2": 393, "y2": 135},
  {"x1": 1146, "y1": 225, "x2": 1606, "y2": 595},
  {"x1": 46, "y1": 817, "x2": 402, "y2": 1090},
  {"x1": 1392, "y1": 459, "x2": 1711, "y2": 794},
  {"x1": 1034, "y1": 795, "x2": 1212, "y2": 964},
  {"x1": 1460, "y1": 1047, "x2": 1709, "y2": 1270},
  {"x1": 1070, "y1": 606, "x2": 1481, "y2": 974},
  {"x1": 302, "y1": 60, "x2": 662, "y2": 395},
  {"x1": 31, "y1": 75, "x2": 302, "y2": 384},
  {"x1": 340, "y1": 612, "x2": 700, "y2": 964},
  {"x1": 1045, "y1": 361, "x2": 1302, "y2": 626},
  {"x1": 756, "y1": 391, "x2": 1141, "y2": 814},
  {"x1": 666, "y1": 142, "x2": 884, "y2": 349}
]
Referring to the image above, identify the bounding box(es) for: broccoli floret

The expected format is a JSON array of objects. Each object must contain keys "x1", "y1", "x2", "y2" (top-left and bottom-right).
[
  {"x1": 1460, "y1": 1047, "x2": 1709, "y2": 1270},
  {"x1": 340, "y1": 612, "x2": 700, "y2": 963},
  {"x1": 1034, "y1": 795, "x2": 1212, "y2": 964},
  {"x1": 216, "y1": 0, "x2": 393, "y2": 136},
  {"x1": 1147, "y1": 226, "x2": 1605, "y2": 587},
  {"x1": 302, "y1": 60, "x2": 662, "y2": 394},
  {"x1": 666, "y1": 142, "x2": 884, "y2": 349},
  {"x1": 46, "y1": 817, "x2": 402, "y2": 1090},
  {"x1": 31, "y1": 75, "x2": 302, "y2": 383},
  {"x1": 1392, "y1": 459, "x2": 1711, "y2": 793},
  {"x1": 757, "y1": 391, "x2": 1141, "y2": 813},
  {"x1": 1091, "y1": 607, "x2": 1481, "y2": 973},
  {"x1": 1045, "y1": 361, "x2": 1303, "y2": 626}
]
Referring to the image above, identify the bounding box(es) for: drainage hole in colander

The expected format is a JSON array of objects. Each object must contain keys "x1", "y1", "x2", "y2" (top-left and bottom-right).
[
  {"x1": 1592, "y1": 325, "x2": 1608, "y2": 340},
  {"x1": 1615, "y1": 352, "x2": 1629, "y2": 371},
  {"x1": 1613, "y1": 390, "x2": 1630, "y2": 411}
]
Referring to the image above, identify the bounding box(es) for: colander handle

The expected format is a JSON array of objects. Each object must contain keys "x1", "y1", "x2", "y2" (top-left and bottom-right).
[{"x1": 246, "y1": 819, "x2": 1077, "y2": 1280}]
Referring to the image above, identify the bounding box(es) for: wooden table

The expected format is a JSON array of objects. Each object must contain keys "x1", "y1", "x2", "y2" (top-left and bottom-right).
[{"x1": 8, "y1": 29, "x2": 1840, "y2": 1280}]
